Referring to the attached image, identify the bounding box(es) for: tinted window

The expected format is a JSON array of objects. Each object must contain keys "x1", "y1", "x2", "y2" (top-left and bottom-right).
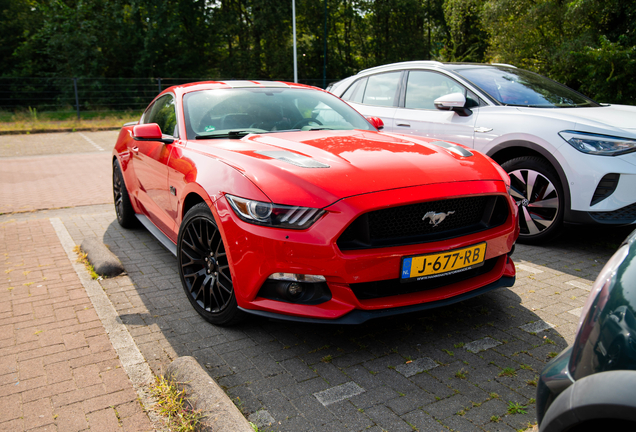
[
  {"x1": 404, "y1": 71, "x2": 465, "y2": 109},
  {"x1": 144, "y1": 94, "x2": 178, "y2": 136},
  {"x1": 456, "y1": 67, "x2": 599, "y2": 107},
  {"x1": 361, "y1": 72, "x2": 401, "y2": 107}
]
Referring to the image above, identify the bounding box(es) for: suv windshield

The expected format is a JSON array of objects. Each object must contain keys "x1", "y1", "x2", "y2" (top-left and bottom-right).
[
  {"x1": 456, "y1": 67, "x2": 599, "y2": 108},
  {"x1": 183, "y1": 87, "x2": 374, "y2": 139}
]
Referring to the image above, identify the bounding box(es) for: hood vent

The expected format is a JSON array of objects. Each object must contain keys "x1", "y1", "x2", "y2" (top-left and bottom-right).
[
  {"x1": 430, "y1": 141, "x2": 473, "y2": 157},
  {"x1": 256, "y1": 150, "x2": 330, "y2": 168}
]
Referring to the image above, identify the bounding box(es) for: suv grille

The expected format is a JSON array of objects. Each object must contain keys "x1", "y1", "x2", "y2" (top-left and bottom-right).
[{"x1": 337, "y1": 195, "x2": 509, "y2": 250}]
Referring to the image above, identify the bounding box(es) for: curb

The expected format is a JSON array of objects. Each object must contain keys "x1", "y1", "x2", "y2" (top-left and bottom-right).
[
  {"x1": 165, "y1": 356, "x2": 254, "y2": 432},
  {"x1": 80, "y1": 237, "x2": 125, "y2": 277},
  {"x1": 0, "y1": 126, "x2": 121, "y2": 135}
]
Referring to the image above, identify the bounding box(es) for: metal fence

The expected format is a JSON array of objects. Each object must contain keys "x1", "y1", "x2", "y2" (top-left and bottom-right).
[{"x1": 0, "y1": 77, "x2": 331, "y2": 118}]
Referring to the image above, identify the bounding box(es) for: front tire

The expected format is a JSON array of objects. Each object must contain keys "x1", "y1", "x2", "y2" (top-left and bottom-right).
[
  {"x1": 501, "y1": 156, "x2": 564, "y2": 244},
  {"x1": 177, "y1": 202, "x2": 244, "y2": 326}
]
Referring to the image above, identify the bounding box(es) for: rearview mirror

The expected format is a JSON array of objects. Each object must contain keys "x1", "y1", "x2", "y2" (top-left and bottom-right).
[
  {"x1": 133, "y1": 123, "x2": 174, "y2": 144},
  {"x1": 367, "y1": 116, "x2": 384, "y2": 130},
  {"x1": 434, "y1": 93, "x2": 473, "y2": 117}
]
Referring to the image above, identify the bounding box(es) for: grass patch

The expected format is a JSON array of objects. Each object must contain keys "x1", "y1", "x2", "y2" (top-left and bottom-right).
[
  {"x1": 455, "y1": 368, "x2": 468, "y2": 379},
  {"x1": 507, "y1": 401, "x2": 527, "y2": 415},
  {"x1": 150, "y1": 375, "x2": 203, "y2": 432},
  {"x1": 499, "y1": 367, "x2": 516, "y2": 377},
  {"x1": 73, "y1": 245, "x2": 100, "y2": 279},
  {"x1": 0, "y1": 108, "x2": 141, "y2": 133}
]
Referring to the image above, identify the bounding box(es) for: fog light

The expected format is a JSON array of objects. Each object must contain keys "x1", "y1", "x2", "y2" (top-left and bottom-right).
[{"x1": 288, "y1": 282, "x2": 303, "y2": 298}]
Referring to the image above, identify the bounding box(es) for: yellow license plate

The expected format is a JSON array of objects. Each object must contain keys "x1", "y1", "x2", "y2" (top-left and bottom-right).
[{"x1": 400, "y1": 243, "x2": 487, "y2": 282}]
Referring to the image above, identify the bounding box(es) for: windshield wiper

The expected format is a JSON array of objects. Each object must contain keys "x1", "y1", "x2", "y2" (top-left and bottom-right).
[
  {"x1": 307, "y1": 127, "x2": 334, "y2": 131},
  {"x1": 195, "y1": 130, "x2": 253, "y2": 139}
]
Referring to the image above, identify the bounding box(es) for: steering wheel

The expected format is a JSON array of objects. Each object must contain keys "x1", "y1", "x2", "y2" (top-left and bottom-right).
[{"x1": 292, "y1": 118, "x2": 323, "y2": 129}]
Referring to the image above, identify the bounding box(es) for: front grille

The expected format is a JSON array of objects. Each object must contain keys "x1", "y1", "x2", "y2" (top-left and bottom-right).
[
  {"x1": 337, "y1": 195, "x2": 509, "y2": 250},
  {"x1": 350, "y1": 257, "x2": 498, "y2": 300},
  {"x1": 590, "y1": 202, "x2": 636, "y2": 223},
  {"x1": 591, "y1": 173, "x2": 620, "y2": 206}
]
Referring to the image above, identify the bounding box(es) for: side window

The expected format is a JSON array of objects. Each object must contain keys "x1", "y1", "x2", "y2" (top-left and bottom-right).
[
  {"x1": 404, "y1": 71, "x2": 465, "y2": 110},
  {"x1": 341, "y1": 77, "x2": 368, "y2": 104},
  {"x1": 143, "y1": 94, "x2": 178, "y2": 137},
  {"x1": 361, "y1": 72, "x2": 401, "y2": 107}
]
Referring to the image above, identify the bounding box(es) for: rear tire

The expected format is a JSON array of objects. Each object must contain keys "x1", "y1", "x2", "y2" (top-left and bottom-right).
[
  {"x1": 113, "y1": 159, "x2": 139, "y2": 229},
  {"x1": 501, "y1": 156, "x2": 564, "y2": 244},
  {"x1": 177, "y1": 202, "x2": 244, "y2": 326}
]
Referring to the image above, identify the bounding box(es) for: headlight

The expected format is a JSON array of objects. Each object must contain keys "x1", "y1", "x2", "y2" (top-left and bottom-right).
[
  {"x1": 559, "y1": 131, "x2": 636, "y2": 156},
  {"x1": 225, "y1": 194, "x2": 325, "y2": 229}
]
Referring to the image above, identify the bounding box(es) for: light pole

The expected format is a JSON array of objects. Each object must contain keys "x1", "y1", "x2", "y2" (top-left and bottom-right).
[{"x1": 293, "y1": 0, "x2": 298, "y2": 83}]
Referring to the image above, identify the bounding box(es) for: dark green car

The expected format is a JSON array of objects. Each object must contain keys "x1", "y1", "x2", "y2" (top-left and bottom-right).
[{"x1": 537, "y1": 229, "x2": 636, "y2": 431}]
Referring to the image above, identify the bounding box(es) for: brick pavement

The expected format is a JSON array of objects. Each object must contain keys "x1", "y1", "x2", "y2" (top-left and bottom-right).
[
  {"x1": 2, "y1": 130, "x2": 633, "y2": 431},
  {"x1": 47, "y1": 205, "x2": 630, "y2": 432},
  {"x1": 0, "y1": 217, "x2": 154, "y2": 431}
]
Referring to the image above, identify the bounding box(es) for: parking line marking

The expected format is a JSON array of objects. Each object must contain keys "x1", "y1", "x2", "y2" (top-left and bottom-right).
[
  {"x1": 517, "y1": 264, "x2": 544, "y2": 274},
  {"x1": 566, "y1": 280, "x2": 592, "y2": 291},
  {"x1": 79, "y1": 132, "x2": 105, "y2": 151}
]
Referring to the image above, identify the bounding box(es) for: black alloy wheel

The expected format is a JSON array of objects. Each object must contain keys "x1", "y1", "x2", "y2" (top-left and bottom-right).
[
  {"x1": 501, "y1": 156, "x2": 564, "y2": 244},
  {"x1": 113, "y1": 159, "x2": 139, "y2": 228},
  {"x1": 177, "y1": 202, "x2": 244, "y2": 326}
]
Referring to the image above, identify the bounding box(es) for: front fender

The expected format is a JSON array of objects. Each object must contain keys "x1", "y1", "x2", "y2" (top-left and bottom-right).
[{"x1": 540, "y1": 370, "x2": 636, "y2": 432}]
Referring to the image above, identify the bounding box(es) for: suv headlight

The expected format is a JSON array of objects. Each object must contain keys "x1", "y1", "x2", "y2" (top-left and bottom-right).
[
  {"x1": 559, "y1": 131, "x2": 636, "y2": 156},
  {"x1": 225, "y1": 194, "x2": 325, "y2": 229}
]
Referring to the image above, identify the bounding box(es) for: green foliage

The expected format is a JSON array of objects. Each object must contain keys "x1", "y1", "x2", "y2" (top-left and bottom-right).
[{"x1": 1, "y1": 0, "x2": 635, "y2": 104}]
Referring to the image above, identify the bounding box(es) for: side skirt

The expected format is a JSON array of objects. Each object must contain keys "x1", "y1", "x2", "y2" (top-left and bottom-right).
[{"x1": 135, "y1": 214, "x2": 177, "y2": 256}]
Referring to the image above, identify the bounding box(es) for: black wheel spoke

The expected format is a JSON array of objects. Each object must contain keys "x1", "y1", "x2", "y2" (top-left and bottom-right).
[{"x1": 179, "y1": 212, "x2": 234, "y2": 317}]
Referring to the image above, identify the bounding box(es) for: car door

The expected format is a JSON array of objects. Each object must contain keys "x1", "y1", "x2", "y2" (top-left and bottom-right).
[
  {"x1": 132, "y1": 94, "x2": 178, "y2": 235},
  {"x1": 392, "y1": 70, "x2": 479, "y2": 147},
  {"x1": 340, "y1": 71, "x2": 402, "y2": 130}
]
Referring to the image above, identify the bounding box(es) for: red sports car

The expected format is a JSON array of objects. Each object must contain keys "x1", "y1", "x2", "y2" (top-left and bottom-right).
[{"x1": 112, "y1": 81, "x2": 519, "y2": 326}]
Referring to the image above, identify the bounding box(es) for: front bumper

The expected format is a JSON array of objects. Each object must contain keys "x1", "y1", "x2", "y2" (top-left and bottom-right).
[{"x1": 214, "y1": 180, "x2": 518, "y2": 322}]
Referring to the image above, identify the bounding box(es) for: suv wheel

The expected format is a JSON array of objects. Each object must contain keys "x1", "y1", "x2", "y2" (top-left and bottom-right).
[{"x1": 501, "y1": 156, "x2": 564, "y2": 244}]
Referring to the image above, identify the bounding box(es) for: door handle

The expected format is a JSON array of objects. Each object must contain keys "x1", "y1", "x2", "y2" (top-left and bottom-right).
[
  {"x1": 396, "y1": 123, "x2": 411, "y2": 127},
  {"x1": 132, "y1": 146, "x2": 139, "y2": 154}
]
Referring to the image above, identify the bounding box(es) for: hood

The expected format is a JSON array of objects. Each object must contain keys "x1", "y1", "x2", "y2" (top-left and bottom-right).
[
  {"x1": 515, "y1": 105, "x2": 636, "y2": 137},
  {"x1": 188, "y1": 130, "x2": 505, "y2": 208}
]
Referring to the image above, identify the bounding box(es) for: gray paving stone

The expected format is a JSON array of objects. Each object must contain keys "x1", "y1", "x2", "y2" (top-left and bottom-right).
[
  {"x1": 364, "y1": 405, "x2": 414, "y2": 432},
  {"x1": 313, "y1": 381, "x2": 365, "y2": 406},
  {"x1": 465, "y1": 337, "x2": 503, "y2": 353},
  {"x1": 519, "y1": 320, "x2": 555, "y2": 334},
  {"x1": 395, "y1": 356, "x2": 438, "y2": 377}
]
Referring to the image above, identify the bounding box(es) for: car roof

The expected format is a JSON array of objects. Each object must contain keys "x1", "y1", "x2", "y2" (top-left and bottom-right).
[
  {"x1": 355, "y1": 61, "x2": 517, "y2": 75},
  {"x1": 166, "y1": 80, "x2": 318, "y2": 95}
]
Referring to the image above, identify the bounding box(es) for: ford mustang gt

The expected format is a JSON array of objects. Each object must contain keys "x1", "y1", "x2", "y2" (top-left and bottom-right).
[{"x1": 112, "y1": 80, "x2": 519, "y2": 326}]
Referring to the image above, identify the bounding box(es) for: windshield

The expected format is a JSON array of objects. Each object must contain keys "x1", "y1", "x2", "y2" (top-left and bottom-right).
[
  {"x1": 183, "y1": 87, "x2": 374, "y2": 139},
  {"x1": 456, "y1": 67, "x2": 599, "y2": 108}
]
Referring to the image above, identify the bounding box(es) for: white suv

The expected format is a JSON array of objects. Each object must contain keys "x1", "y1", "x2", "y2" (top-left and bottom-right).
[{"x1": 328, "y1": 61, "x2": 636, "y2": 243}]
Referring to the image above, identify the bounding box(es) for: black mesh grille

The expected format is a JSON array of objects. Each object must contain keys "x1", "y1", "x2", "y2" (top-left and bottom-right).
[
  {"x1": 350, "y1": 257, "x2": 499, "y2": 300},
  {"x1": 590, "y1": 202, "x2": 636, "y2": 223},
  {"x1": 337, "y1": 195, "x2": 509, "y2": 250},
  {"x1": 591, "y1": 173, "x2": 620, "y2": 206}
]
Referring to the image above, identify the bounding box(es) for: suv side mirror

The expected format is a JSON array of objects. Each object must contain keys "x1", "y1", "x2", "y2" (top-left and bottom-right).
[
  {"x1": 133, "y1": 123, "x2": 174, "y2": 144},
  {"x1": 434, "y1": 93, "x2": 473, "y2": 117},
  {"x1": 367, "y1": 116, "x2": 384, "y2": 130}
]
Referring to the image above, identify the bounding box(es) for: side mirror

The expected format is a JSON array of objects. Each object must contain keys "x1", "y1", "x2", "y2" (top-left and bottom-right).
[
  {"x1": 434, "y1": 93, "x2": 473, "y2": 117},
  {"x1": 133, "y1": 123, "x2": 174, "y2": 144},
  {"x1": 367, "y1": 116, "x2": 384, "y2": 130}
]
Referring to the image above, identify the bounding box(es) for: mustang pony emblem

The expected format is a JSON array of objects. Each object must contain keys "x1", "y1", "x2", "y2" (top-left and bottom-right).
[{"x1": 423, "y1": 211, "x2": 455, "y2": 227}]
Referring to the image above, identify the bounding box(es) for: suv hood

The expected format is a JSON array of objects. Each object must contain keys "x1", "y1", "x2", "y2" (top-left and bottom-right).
[
  {"x1": 516, "y1": 105, "x2": 636, "y2": 136},
  {"x1": 188, "y1": 130, "x2": 505, "y2": 208}
]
